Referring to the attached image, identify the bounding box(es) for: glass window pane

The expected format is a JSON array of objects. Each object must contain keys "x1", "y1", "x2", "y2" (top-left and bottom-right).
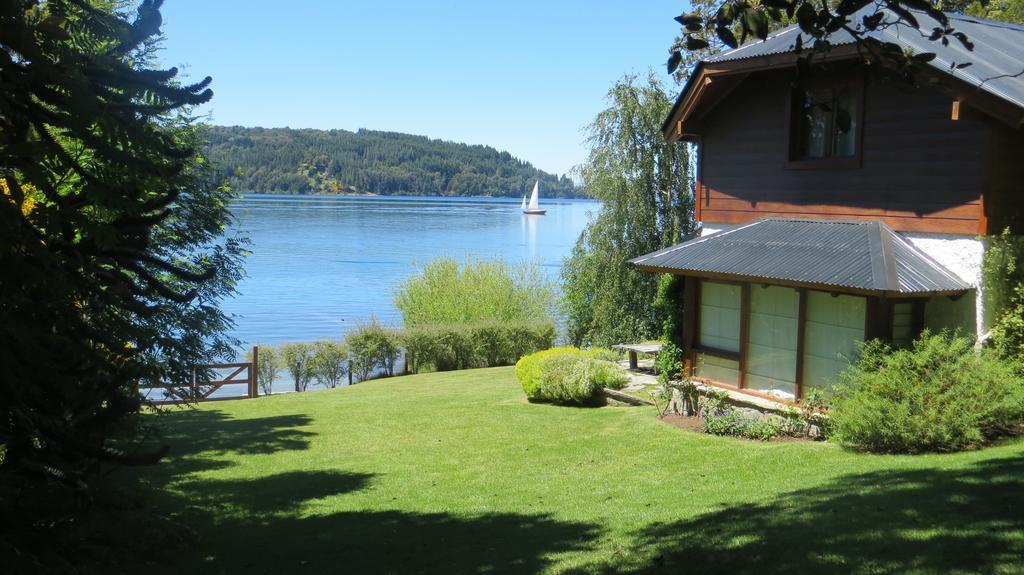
[
  {"x1": 699, "y1": 282, "x2": 741, "y2": 352},
  {"x1": 746, "y1": 286, "x2": 799, "y2": 400},
  {"x1": 833, "y1": 86, "x2": 858, "y2": 157},
  {"x1": 696, "y1": 354, "x2": 740, "y2": 387},
  {"x1": 803, "y1": 292, "x2": 866, "y2": 393},
  {"x1": 798, "y1": 88, "x2": 832, "y2": 159}
]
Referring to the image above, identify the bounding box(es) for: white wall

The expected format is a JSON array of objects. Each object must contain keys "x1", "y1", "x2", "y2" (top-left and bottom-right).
[{"x1": 901, "y1": 233, "x2": 986, "y2": 338}]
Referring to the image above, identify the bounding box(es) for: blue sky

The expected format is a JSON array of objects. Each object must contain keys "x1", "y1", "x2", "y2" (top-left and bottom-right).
[{"x1": 159, "y1": 1, "x2": 687, "y2": 176}]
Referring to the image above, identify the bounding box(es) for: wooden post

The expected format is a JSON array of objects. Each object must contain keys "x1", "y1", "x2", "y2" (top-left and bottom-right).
[
  {"x1": 795, "y1": 289, "x2": 807, "y2": 401},
  {"x1": 864, "y1": 296, "x2": 892, "y2": 342},
  {"x1": 682, "y1": 276, "x2": 699, "y2": 376},
  {"x1": 628, "y1": 350, "x2": 639, "y2": 371},
  {"x1": 348, "y1": 360, "x2": 353, "y2": 386},
  {"x1": 738, "y1": 283, "x2": 751, "y2": 389},
  {"x1": 190, "y1": 368, "x2": 198, "y2": 404},
  {"x1": 251, "y1": 346, "x2": 259, "y2": 398}
]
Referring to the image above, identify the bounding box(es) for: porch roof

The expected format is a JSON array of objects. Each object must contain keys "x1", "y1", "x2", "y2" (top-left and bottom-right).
[{"x1": 629, "y1": 218, "x2": 971, "y2": 296}]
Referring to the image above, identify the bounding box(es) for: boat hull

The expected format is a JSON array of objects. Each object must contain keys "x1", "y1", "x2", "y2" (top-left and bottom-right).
[{"x1": 522, "y1": 209, "x2": 546, "y2": 215}]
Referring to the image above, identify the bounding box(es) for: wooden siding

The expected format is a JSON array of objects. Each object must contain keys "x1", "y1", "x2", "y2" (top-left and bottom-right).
[{"x1": 697, "y1": 71, "x2": 991, "y2": 234}]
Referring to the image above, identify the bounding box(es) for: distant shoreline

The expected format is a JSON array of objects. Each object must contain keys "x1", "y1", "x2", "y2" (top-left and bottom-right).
[{"x1": 236, "y1": 190, "x2": 593, "y2": 200}]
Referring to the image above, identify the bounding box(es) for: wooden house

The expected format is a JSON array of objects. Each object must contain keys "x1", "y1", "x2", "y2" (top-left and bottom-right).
[{"x1": 631, "y1": 9, "x2": 1024, "y2": 402}]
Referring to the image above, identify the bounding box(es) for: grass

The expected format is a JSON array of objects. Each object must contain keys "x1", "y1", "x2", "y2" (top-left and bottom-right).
[{"x1": 84, "y1": 367, "x2": 1024, "y2": 573}]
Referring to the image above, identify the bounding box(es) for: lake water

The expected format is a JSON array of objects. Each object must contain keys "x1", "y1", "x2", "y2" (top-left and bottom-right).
[{"x1": 224, "y1": 194, "x2": 600, "y2": 350}]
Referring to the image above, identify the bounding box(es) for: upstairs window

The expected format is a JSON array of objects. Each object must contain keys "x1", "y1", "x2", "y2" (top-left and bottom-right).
[{"x1": 790, "y1": 78, "x2": 862, "y2": 164}]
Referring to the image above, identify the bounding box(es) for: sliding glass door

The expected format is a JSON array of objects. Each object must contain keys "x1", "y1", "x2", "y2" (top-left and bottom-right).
[{"x1": 745, "y1": 286, "x2": 800, "y2": 400}]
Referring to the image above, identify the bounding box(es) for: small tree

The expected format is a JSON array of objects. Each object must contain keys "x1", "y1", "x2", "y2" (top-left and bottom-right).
[
  {"x1": 345, "y1": 318, "x2": 400, "y2": 382},
  {"x1": 311, "y1": 340, "x2": 348, "y2": 389},
  {"x1": 562, "y1": 74, "x2": 694, "y2": 347},
  {"x1": 279, "y1": 343, "x2": 315, "y2": 392},
  {"x1": 247, "y1": 345, "x2": 279, "y2": 395}
]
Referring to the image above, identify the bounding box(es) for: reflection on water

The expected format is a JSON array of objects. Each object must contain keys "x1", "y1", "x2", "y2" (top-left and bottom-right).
[{"x1": 223, "y1": 195, "x2": 599, "y2": 350}]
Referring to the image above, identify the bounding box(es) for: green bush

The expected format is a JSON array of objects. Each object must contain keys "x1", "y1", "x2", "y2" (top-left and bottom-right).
[
  {"x1": 515, "y1": 347, "x2": 627, "y2": 403},
  {"x1": 656, "y1": 341, "x2": 684, "y2": 386},
  {"x1": 279, "y1": 342, "x2": 314, "y2": 392},
  {"x1": 701, "y1": 411, "x2": 745, "y2": 436},
  {"x1": 831, "y1": 331, "x2": 1024, "y2": 453},
  {"x1": 310, "y1": 340, "x2": 348, "y2": 388},
  {"x1": 395, "y1": 256, "x2": 558, "y2": 327},
  {"x1": 247, "y1": 344, "x2": 279, "y2": 395},
  {"x1": 701, "y1": 410, "x2": 787, "y2": 441},
  {"x1": 533, "y1": 356, "x2": 603, "y2": 404},
  {"x1": 515, "y1": 347, "x2": 577, "y2": 399},
  {"x1": 399, "y1": 321, "x2": 555, "y2": 373},
  {"x1": 345, "y1": 318, "x2": 400, "y2": 382}
]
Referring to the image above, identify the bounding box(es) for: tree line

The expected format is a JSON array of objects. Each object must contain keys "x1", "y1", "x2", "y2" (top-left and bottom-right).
[{"x1": 206, "y1": 125, "x2": 582, "y2": 198}]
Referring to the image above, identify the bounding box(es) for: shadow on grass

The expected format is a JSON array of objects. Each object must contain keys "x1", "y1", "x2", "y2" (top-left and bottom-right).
[
  {"x1": 134, "y1": 408, "x2": 317, "y2": 480},
  {"x1": 100, "y1": 409, "x2": 600, "y2": 575},
  {"x1": 578, "y1": 454, "x2": 1024, "y2": 575},
  {"x1": 149, "y1": 506, "x2": 601, "y2": 574},
  {"x1": 153, "y1": 408, "x2": 316, "y2": 457},
  {"x1": 123, "y1": 468, "x2": 600, "y2": 575}
]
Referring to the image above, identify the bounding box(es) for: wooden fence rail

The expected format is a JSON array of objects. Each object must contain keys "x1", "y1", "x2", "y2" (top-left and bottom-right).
[{"x1": 139, "y1": 346, "x2": 261, "y2": 405}]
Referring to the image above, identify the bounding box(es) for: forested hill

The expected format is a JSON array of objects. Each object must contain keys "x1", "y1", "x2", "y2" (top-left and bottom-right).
[{"x1": 205, "y1": 126, "x2": 581, "y2": 198}]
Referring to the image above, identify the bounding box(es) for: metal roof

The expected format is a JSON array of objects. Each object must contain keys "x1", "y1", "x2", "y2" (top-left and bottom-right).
[
  {"x1": 705, "y1": 7, "x2": 1024, "y2": 111},
  {"x1": 629, "y1": 218, "x2": 971, "y2": 295}
]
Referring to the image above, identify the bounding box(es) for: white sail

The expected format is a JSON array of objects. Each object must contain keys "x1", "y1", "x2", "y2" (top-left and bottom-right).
[
  {"x1": 527, "y1": 182, "x2": 540, "y2": 210},
  {"x1": 521, "y1": 195, "x2": 527, "y2": 210}
]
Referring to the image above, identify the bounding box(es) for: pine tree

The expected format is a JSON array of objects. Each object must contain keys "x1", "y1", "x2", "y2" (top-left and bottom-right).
[{"x1": 0, "y1": 0, "x2": 245, "y2": 490}]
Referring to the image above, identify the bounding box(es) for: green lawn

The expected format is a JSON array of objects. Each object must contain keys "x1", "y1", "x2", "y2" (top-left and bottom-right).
[{"x1": 112, "y1": 367, "x2": 1023, "y2": 574}]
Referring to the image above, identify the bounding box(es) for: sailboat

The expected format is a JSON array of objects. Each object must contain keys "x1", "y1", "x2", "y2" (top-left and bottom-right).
[{"x1": 522, "y1": 181, "x2": 546, "y2": 215}]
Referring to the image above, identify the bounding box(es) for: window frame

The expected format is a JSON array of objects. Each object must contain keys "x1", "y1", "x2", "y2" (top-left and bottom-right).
[{"x1": 784, "y1": 73, "x2": 866, "y2": 170}]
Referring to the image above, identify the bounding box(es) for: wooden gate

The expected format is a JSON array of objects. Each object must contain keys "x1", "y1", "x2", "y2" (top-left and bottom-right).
[{"x1": 140, "y1": 347, "x2": 261, "y2": 405}]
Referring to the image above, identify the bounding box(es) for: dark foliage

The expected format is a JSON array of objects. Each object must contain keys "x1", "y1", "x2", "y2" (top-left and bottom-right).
[
  {"x1": 206, "y1": 125, "x2": 582, "y2": 198},
  {"x1": 0, "y1": 0, "x2": 244, "y2": 492},
  {"x1": 668, "y1": 1, "x2": 979, "y2": 81}
]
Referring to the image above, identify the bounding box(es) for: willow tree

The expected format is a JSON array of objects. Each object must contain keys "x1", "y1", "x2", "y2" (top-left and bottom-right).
[
  {"x1": 0, "y1": 0, "x2": 245, "y2": 492},
  {"x1": 562, "y1": 75, "x2": 694, "y2": 348}
]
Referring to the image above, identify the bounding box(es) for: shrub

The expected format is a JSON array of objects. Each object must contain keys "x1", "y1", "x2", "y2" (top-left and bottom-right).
[
  {"x1": 586, "y1": 358, "x2": 629, "y2": 390},
  {"x1": 279, "y1": 342, "x2": 314, "y2": 392},
  {"x1": 345, "y1": 318, "x2": 400, "y2": 382},
  {"x1": 310, "y1": 340, "x2": 348, "y2": 388},
  {"x1": 656, "y1": 341, "x2": 684, "y2": 386},
  {"x1": 395, "y1": 256, "x2": 558, "y2": 327},
  {"x1": 701, "y1": 411, "x2": 745, "y2": 436},
  {"x1": 533, "y1": 356, "x2": 601, "y2": 404},
  {"x1": 515, "y1": 347, "x2": 627, "y2": 403},
  {"x1": 701, "y1": 410, "x2": 787, "y2": 441},
  {"x1": 401, "y1": 321, "x2": 556, "y2": 373},
  {"x1": 247, "y1": 344, "x2": 279, "y2": 395},
  {"x1": 515, "y1": 347, "x2": 576, "y2": 399},
  {"x1": 701, "y1": 388, "x2": 732, "y2": 417},
  {"x1": 797, "y1": 387, "x2": 831, "y2": 438},
  {"x1": 831, "y1": 331, "x2": 1024, "y2": 453}
]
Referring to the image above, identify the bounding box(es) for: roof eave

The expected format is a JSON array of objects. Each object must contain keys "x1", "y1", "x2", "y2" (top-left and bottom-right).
[
  {"x1": 630, "y1": 263, "x2": 969, "y2": 298},
  {"x1": 662, "y1": 45, "x2": 866, "y2": 143}
]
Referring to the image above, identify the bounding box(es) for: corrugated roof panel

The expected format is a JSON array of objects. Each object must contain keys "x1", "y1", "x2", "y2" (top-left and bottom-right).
[
  {"x1": 629, "y1": 218, "x2": 970, "y2": 295},
  {"x1": 704, "y1": 8, "x2": 1024, "y2": 110}
]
